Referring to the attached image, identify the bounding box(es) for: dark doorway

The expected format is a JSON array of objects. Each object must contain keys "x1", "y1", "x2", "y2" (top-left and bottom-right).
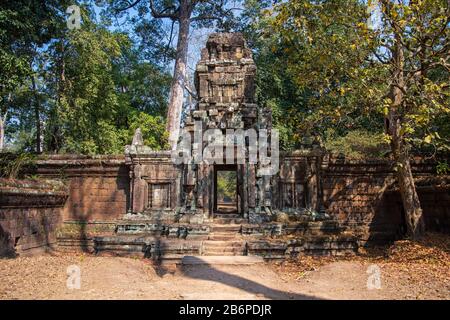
[{"x1": 214, "y1": 165, "x2": 238, "y2": 214}]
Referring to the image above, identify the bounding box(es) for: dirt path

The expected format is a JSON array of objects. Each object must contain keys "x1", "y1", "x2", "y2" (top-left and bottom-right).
[
  {"x1": 0, "y1": 253, "x2": 448, "y2": 300},
  {"x1": 284, "y1": 260, "x2": 448, "y2": 300}
]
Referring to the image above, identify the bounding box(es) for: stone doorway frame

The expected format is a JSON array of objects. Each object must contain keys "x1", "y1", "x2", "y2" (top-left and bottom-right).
[{"x1": 213, "y1": 164, "x2": 241, "y2": 217}]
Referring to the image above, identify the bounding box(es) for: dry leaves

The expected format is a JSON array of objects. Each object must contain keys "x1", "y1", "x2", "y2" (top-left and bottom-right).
[
  {"x1": 272, "y1": 233, "x2": 450, "y2": 299},
  {"x1": 272, "y1": 255, "x2": 337, "y2": 280}
]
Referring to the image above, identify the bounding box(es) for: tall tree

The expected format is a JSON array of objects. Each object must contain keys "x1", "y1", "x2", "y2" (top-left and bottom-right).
[
  {"x1": 1, "y1": 1, "x2": 171, "y2": 154},
  {"x1": 0, "y1": 0, "x2": 62, "y2": 152},
  {"x1": 238, "y1": 0, "x2": 385, "y2": 151},
  {"x1": 45, "y1": 5, "x2": 171, "y2": 154},
  {"x1": 271, "y1": 0, "x2": 449, "y2": 238},
  {"x1": 376, "y1": 0, "x2": 449, "y2": 238},
  {"x1": 109, "y1": 0, "x2": 242, "y2": 150},
  {"x1": 237, "y1": 0, "x2": 310, "y2": 150}
]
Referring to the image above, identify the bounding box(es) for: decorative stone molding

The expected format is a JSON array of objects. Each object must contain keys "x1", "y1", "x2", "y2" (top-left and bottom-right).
[{"x1": 125, "y1": 131, "x2": 181, "y2": 217}]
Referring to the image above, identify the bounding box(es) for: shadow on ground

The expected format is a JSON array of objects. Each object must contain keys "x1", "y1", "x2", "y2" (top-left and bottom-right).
[{"x1": 155, "y1": 256, "x2": 321, "y2": 300}]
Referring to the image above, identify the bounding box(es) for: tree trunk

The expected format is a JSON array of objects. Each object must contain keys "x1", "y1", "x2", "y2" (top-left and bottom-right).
[
  {"x1": 166, "y1": 0, "x2": 191, "y2": 150},
  {"x1": 395, "y1": 149, "x2": 425, "y2": 238},
  {"x1": 0, "y1": 93, "x2": 12, "y2": 151},
  {"x1": 31, "y1": 74, "x2": 42, "y2": 154},
  {"x1": 0, "y1": 112, "x2": 6, "y2": 151},
  {"x1": 48, "y1": 39, "x2": 66, "y2": 153},
  {"x1": 388, "y1": 31, "x2": 425, "y2": 239}
]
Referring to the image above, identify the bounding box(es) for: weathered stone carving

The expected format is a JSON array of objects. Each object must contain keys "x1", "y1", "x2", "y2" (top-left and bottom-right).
[
  {"x1": 180, "y1": 32, "x2": 274, "y2": 222},
  {"x1": 124, "y1": 148, "x2": 180, "y2": 218},
  {"x1": 124, "y1": 32, "x2": 323, "y2": 224},
  {"x1": 131, "y1": 128, "x2": 143, "y2": 146}
]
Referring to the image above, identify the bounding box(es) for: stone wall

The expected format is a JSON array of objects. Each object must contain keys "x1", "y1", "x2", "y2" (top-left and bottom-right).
[
  {"x1": 2, "y1": 153, "x2": 447, "y2": 256},
  {"x1": 26, "y1": 154, "x2": 450, "y2": 238},
  {"x1": 271, "y1": 153, "x2": 449, "y2": 242},
  {"x1": 320, "y1": 157, "x2": 449, "y2": 241},
  {"x1": 124, "y1": 149, "x2": 180, "y2": 216},
  {"x1": 32, "y1": 155, "x2": 129, "y2": 222},
  {"x1": 0, "y1": 179, "x2": 67, "y2": 256}
]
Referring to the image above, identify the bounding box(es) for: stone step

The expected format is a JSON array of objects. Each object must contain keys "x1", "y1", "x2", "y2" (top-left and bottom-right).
[
  {"x1": 181, "y1": 256, "x2": 264, "y2": 265},
  {"x1": 203, "y1": 247, "x2": 246, "y2": 254},
  {"x1": 214, "y1": 214, "x2": 242, "y2": 219},
  {"x1": 158, "y1": 254, "x2": 186, "y2": 263},
  {"x1": 208, "y1": 234, "x2": 238, "y2": 241},
  {"x1": 95, "y1": 244, "x2": 145, "y2": 252},
  {"x1": 203, "y1": 251, "x2": 246, "y2": 256},
  {"x1": 57, "y1": 238, "x2": 95, "y2": 253},
  {"x1": 213, "y1": 218, "x2": 247, "y2": 224},
  {"x1": 203, "y1": 244, "x2": 245, "y2": 251},
  {"x1": 202, "y1": 241, "x2": 244, "y2": 248},
  {"x1": 214, "y1": 213, "x2": 242, "y2": 218},
  {"x1": 204, "y1": 250, "x2": 241, "y2": 255},
  {"x1": 211, "y1": 224, "x2": 241, "y2": 232}
]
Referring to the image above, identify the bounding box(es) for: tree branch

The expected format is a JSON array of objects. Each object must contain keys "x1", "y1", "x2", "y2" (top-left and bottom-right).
[
  {"x1": 372, "y1": 50, "x2": 390, "y2": 64},
  {"x1": 164, "y1": 20, "x2": 176, "y2": 63},
  {"x1": 190, "y1": 14, "x2": 221, "y2": 22},
  {"x1": 149, "y1": 0, "x2": 179, "y2": 20},
  {"x1": 115, "y1": 0, "x2": 143, "y2": 12},
  {"x1": 185, "y1": 83, "x2": 197, "y2": 100},
  {"x1": 190, "y1": 0, "x2": 242, "y2": 22},
  {"x1": 0, "y1": 111, "x2": 7, "y2": 121}
]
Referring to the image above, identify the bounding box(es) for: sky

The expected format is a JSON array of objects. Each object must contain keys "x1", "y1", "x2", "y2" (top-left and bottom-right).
[
  {"x1": 88, "y1": 0, "x2": 381, "y2": 74},
  {"x1": 91, "y1": 1, "x2": 227, "y2": 77}
]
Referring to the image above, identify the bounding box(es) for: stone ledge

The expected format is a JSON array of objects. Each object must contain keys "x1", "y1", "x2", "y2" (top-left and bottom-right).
[
  {"x1": 0, "y1": 178, "x2": 68, "y2": 208},
  {"x1": 181, "y1": 256, "x2": 264, "y2": 265}
]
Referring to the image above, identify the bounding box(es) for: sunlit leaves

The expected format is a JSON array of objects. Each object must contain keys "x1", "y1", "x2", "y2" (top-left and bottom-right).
[{"x1": 267, "y1": 0, "x2": 449, "y2": 156}]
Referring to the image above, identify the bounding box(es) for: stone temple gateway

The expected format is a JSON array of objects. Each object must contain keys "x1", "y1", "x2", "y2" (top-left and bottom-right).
[
  {"x1": 113, "y1": 33, "x2": 332, "y2": 258},
  {"x1": 180, "y1": 32, "x2": 278, "y2": 224},
  {"x1": 125, "y1": 33, "x2": 318, "y2": 225},
  {"x1": 3, "y1": 33, "x2": 447, "y2": 258}
]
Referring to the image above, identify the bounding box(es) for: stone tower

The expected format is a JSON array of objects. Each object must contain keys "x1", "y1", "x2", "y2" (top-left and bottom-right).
[
  {"x1": 191, "y1": 32, "x2": 258, "y2": 130},
  {"x1": 181, "y1": 33, "x2": 273, "y2": 223},
  {"x1": 124, "y1": 33, "x2": 275, "y2": 224}
]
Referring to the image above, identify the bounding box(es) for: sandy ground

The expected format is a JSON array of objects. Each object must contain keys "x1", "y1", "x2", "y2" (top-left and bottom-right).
[{"x1": 0, "y1": 252, "x2": 448, "y2": 300}]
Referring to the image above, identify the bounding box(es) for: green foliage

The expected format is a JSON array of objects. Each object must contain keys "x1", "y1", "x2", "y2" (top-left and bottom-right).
[
  {"x1": 0, "y1": 152, "x2": 36, "y2": 179},
  {"x1": 0, "y1": 0, "x2": 63, "y2": 98},
  {"x1": 271, "y1": 0, "x2": 385, "y2": 134},
  {"x1": 128, "y1": 111, "x2": 169, "y2": 150},
  {"x1": 63, "y1": 121, "x2": 130, "y2": 155},
  {"x1": 1, "y1": 2, "x2": 171, "y2": 155},
  {"x1": 436, "y1": 161, "x2": 449, "y2": 176},
  {"x1": 238, "y1": 0, "x2": 309, "y2": 150},
  {"x1": 266, "y1": 0, "x2": 449, "y2": 158},
  {"x1": 54, "y1": 19, "x2": 125, "y2": 154},
  {"x1": 216, "y1": 171, "x2": 237, "y2": 201},
  {"x1": 3, "y1": 0, "x2": 447, "y2": 161},
  {"x1": 324, "y1": 129, "x2": 389, "y2": 159},
  {"x1": 371, "y1": 0, "x2": 450, "y2": 154},
  {"x1": 113, "y1": 50, "x2": 172, "y2": 117},
  {"x1": 239, "y1": 0, "x2": 384, "y2": 151}
]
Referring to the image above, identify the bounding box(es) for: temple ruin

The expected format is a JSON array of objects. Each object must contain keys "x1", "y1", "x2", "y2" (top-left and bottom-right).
[{"x1": 1, "y1": 33, "x2": 448, "y2": 258}]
